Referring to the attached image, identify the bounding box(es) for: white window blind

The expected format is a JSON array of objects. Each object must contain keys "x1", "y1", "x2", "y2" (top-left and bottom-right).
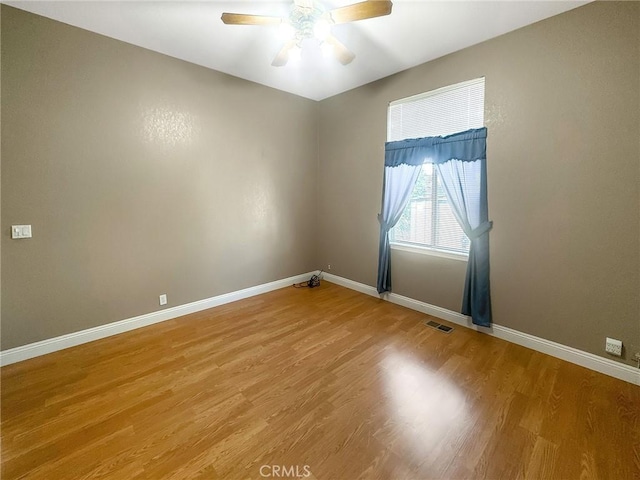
[{"x1": 387, "y1": 78, "x2": 485, "y2": 255}]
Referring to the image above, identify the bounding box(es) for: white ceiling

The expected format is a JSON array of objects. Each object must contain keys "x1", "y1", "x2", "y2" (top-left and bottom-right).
[{"x1": 6, "y1": 1, "x2": 589, "y2": 101}]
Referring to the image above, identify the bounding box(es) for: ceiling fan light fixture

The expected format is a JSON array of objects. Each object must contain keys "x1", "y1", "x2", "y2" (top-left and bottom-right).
[
  {"x1": 289, "y1": 45, "x2": 302, "y2": 63},
  {"x1": 313, "y1": 18, "x2": 331, "y2": 41},
  {"x1": 278, "y1": 21, "x2": 296, "y2": 41},
  {"x1": 320, "y1": 41, "x2": 334, "y2": 58}
]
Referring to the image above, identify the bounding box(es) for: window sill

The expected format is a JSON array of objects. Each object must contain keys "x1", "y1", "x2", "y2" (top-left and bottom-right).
[{"x1": 390, "y1": 242, "x2": 469, "y2": 262}]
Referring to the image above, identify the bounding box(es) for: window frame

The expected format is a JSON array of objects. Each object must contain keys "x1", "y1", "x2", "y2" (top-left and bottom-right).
[
  {"x1": 386, "y1": 77, "x2": 485, "y2": 261},
  {"x1": 390, "y1": 241, "x2": 470, "y2": 262}
]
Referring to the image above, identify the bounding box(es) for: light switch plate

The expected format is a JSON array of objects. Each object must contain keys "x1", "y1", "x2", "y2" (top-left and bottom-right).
[{"x1": 11, "y1": 225, "x2": 32, "y2": 239}]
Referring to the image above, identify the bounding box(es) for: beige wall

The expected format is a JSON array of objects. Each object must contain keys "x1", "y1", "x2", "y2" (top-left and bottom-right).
[
  {"x1": 1, "y1": 6, "x2": 318, "y2": 350},
  {"x1": 318, "y1": 1, "x2": 640, "y2": 365}
]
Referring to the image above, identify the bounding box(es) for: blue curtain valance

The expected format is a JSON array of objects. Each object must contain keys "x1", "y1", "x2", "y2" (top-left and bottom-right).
[{"x1": 385, "y1": 127, "x2": 487, "y2": 167}]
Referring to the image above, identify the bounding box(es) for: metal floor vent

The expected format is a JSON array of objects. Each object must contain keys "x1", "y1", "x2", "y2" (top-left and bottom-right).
[{"x1": 425, "y1": 319, "x2": 454, "y2": 334}]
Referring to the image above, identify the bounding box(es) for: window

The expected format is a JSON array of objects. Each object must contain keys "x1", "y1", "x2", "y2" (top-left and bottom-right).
[{"x1": 387, "y1": 78, "x2": 485, "y2": 257}]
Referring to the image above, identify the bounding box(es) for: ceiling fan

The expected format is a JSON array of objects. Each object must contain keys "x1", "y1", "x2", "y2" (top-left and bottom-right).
[{"x1": 221, "y1": 0, "x2": 393, "y2": 67}]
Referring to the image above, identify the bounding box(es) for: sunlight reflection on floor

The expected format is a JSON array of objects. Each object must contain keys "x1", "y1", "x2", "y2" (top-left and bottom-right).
[{"x1": 380, "y1": 349, "x2": 469, "y2": 465}]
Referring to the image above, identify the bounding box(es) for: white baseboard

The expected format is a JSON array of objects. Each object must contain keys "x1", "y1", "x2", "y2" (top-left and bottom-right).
[
  {"x1": 4, "y1": 271, "x2": 638, "y2": 386},
  {"x1": 322, "y1": 273, "x2": 640, "y2": 386},
  {"x1": 0, "y1": 272, "x2": 316, "y2": 367}
]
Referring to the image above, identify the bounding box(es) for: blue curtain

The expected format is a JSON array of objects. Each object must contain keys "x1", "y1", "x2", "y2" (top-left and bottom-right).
[
  {"x1": 377, "y1": 127, "x2": 492, "y2": 326},
  {"x1": 377, "y1": 163, "x2": 422, "y2": 293}
]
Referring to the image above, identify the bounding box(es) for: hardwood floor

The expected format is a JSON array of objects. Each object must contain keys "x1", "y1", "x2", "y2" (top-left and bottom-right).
[{"x1": 1, "y1": 282, "x2": 639, "y2": 479}]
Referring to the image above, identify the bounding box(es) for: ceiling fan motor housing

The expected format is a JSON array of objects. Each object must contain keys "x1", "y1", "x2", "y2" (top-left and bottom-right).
[{"x1": 288, "y1": 2, "x2": 327, "y2": 44}]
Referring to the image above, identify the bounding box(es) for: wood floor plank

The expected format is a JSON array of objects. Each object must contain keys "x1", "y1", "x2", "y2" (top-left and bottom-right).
[{"x1": 2, "y1": 281, "x2": 639, "y2": 479}]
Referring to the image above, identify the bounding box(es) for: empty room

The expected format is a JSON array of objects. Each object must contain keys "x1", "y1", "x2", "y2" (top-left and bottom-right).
[{"x1": 1, "y1": 0, "x2": 639, "y2": 479}]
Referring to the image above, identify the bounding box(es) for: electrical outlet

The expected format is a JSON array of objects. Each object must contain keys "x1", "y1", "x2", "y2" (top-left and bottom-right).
[
  {"x1": 605, "y1": 337, "x2": 622, "y2": 357},
  {"x1": 159, "y1": 294, "x2": 167, "y2": 306},
  {"x1": 328, "y1": 264, "x2": 331, "y2": 270}
]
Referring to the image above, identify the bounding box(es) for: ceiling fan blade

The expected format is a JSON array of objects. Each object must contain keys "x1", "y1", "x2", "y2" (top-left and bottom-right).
[
  {"x1": 328, "y1": 0, "x2": 393, "y2": 24},
  {"x1": 325, "y1": 35, "x2": 355, "y2": 65},
  {"x1": 272, "y1": 41, "x2": 297, "y2": 67},
  {"x1": 221, "y1": 13, "x2": 283, "y2": 26}
]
